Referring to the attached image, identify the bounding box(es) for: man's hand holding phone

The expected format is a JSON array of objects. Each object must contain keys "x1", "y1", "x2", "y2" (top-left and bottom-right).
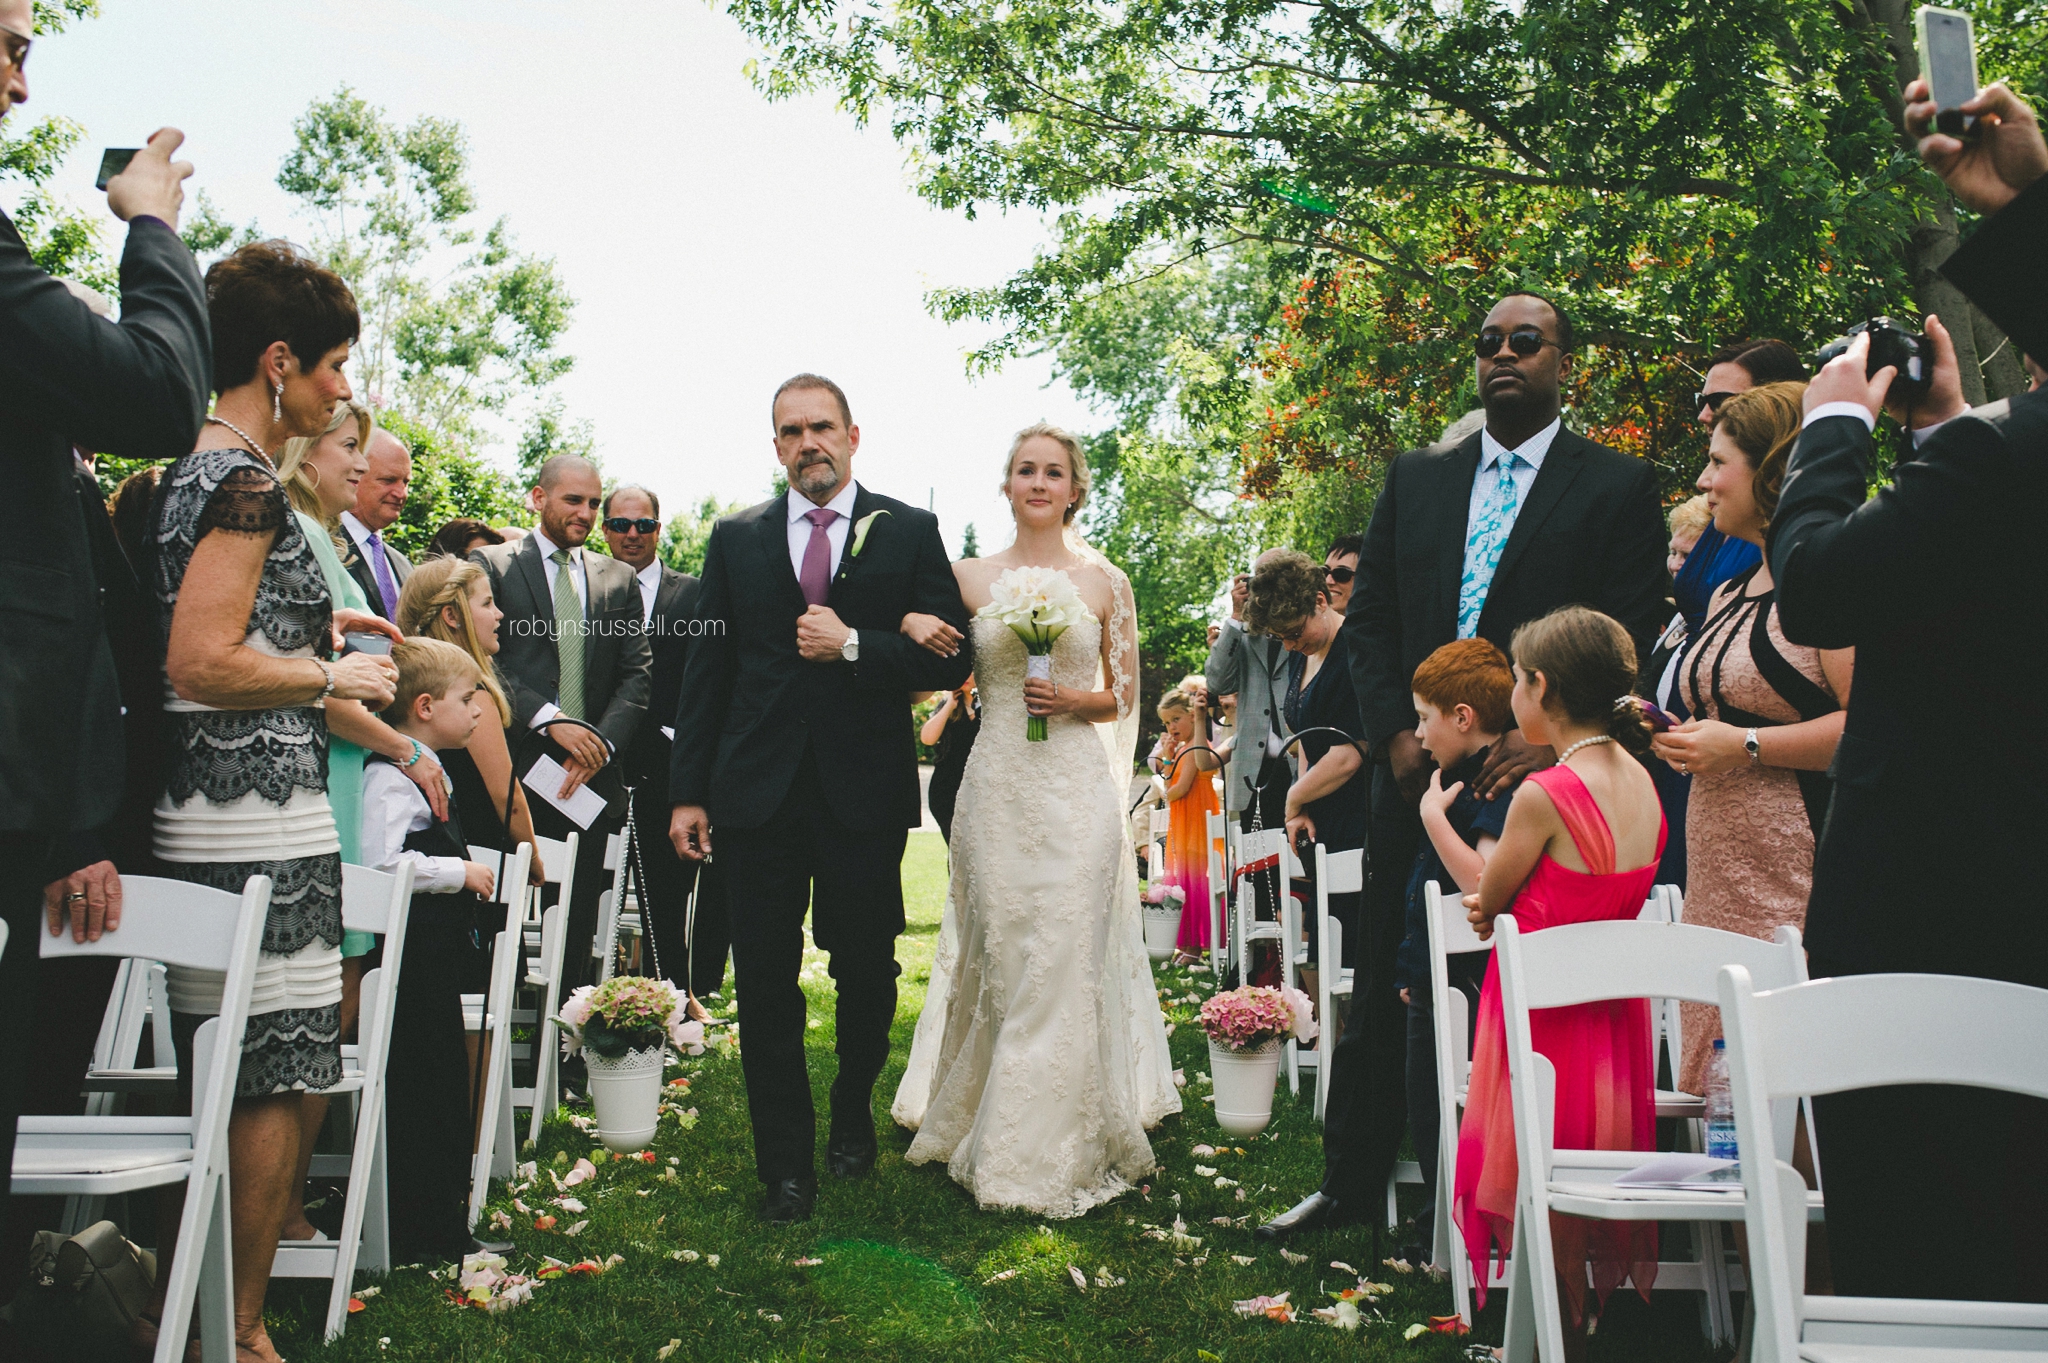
[
  {"x1": 1905, "y1": 79, "x2": 2048, "y2": 215},
  {"x1": 103, "y1": 128, "x2": 194, "y2": 230}
]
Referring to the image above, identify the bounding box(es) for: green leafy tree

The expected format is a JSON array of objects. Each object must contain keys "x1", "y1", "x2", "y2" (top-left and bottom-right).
[
  {"x1": 661, "y1": 495, "x2": 749, "y2": 576},
  {"x1": 0, "y1": 3, "x2": 113, "y2": 290},
  {"x1": 377, "y1": 411, "x2": 530, "y2": 562},
  {"x1": 959, "y1": 523, "x2": 980, "y2": 558}
]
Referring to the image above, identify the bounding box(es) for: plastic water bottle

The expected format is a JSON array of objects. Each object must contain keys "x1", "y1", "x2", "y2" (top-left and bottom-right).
[{"x1": 1703, "y1": 1038, "x2": 1739, "y2": 1161}]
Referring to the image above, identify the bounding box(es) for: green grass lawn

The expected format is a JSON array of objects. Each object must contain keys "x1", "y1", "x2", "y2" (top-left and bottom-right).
[{"x1": 270, "y1": 832, "x2": 1729, "y2": 1361}]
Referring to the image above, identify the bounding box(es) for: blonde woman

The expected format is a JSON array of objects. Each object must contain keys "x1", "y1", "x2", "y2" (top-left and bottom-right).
[
  {"x1": 396, "y1": 556, "x2": 545, "y2": 889},
  {"x1": 273, "y1": 398, "x2": 448, "y2": 1243}
]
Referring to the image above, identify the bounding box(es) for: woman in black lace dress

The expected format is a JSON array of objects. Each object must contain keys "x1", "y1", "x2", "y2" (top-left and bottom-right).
[{"x1": 144, "y1": 242, "x2": 398, "y2": 1363}]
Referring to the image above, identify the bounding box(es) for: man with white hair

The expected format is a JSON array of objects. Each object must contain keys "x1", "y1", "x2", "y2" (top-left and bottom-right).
[{"x1": 343, "y1": 427, "x2": 415, "y2": 617}]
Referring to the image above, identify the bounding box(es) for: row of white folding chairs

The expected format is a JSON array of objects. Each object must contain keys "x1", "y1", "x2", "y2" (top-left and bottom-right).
[
  {"x1": 15, "y1": 875, "x2": 274, "y2": 1363},
  {"x1": 1721, "y1": 967, "x2": 2048, "y2": 1363},
  {"x1": 462, "y1": 840, "x2": 537, "y2": 1228}
]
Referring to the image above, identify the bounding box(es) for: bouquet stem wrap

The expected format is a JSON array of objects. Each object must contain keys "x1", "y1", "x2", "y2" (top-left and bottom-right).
[{"x1": 977, "y1": 567, "x2": 1092, "y2": 743}]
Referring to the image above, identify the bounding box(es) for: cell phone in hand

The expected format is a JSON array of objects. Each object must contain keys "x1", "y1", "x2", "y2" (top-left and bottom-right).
[
  {"x1": 96, "y1": 149, "x2": 141, "y2": 192},
  {"x1": 341, "y1": 631, "x2": 393, "y2": 657},
  {"x1": 1636, "y1": 700, "x2": 1678, "y2": 733},
  {"x1": 1915, "y1": 6, "x2": 1980, "y2": 138}
]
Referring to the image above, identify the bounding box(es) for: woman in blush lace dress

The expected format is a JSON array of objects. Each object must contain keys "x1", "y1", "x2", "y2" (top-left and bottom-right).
[{"x1": 890, "y1": 422, "x2": 1179, "y2": 1218}]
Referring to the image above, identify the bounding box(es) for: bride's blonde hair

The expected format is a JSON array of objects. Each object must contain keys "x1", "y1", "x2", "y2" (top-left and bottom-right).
[{"x1": 1001, "y1": 422, "x2": 1091, "y2": 525}]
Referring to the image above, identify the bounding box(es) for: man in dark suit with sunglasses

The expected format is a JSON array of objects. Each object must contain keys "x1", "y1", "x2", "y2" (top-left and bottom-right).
[{"x1": 1259, "y1": 291, "x2": 1667, "y2": 1246}]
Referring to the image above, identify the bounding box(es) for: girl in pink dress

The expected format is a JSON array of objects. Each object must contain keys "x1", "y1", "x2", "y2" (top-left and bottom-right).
[{"x1": 1452, "y1": 607, "x2": 1667, "y2": 1348}]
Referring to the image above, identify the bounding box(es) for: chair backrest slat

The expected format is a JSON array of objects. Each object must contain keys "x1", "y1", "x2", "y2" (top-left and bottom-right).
[
  {"x1": 341, "y1": 863, "x2": 407, "y2": 936},
  {"x1": 41, "y1": 876, "x2": 242, "y2": 972},
  {"x1": 1505, "y1": 918, "x2": 1805, "y2": 1011},
  {"x1": 1322, "y1": 847, "x2": 1364, "y2": 894}
]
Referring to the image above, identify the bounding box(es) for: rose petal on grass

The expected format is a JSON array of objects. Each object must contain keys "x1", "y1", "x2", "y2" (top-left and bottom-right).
[
  {"x1": 1330, "y1": 1260, "x2": 1358, "y2": 1275},
  {"x1": 1231, "y1": 1255, "x2": 1255, "y2": 1266},
  {"x1": 1428, "y1": 1314, "x2": 1471, "y2": 1335},
  {"x1": 348, "y1": 1298, "x2": 366, "y2": 1314},
  {"x1": 1280, "y1": 1249, "x2": 1307, "y2": 1265},
  {"x1": 1232, "y1": 1292, "x2": 1295, "y2": 1322},
  {"x1": 706, "y1": 1254, "x2": 720, "y2": 1268},
  {"x1": 985, "y1": 1269, "x2": 1018, "y2": 1283},
  {"x1": 532, "y1": 1215, "x2": 557, "y2": 1231},
  {"x1": 793, "y1": 1257, "x2": 823, "y2": 1267},
  {"x1": 553, "y1": 1197, "x2": 586, "y2": 1213},
  {"x1": 1194, "y1": 1165, "x2": 1218, "y2": 1177},
  {"x1": 1404, "y1": 1323, "x2": 1428, "y2": 1341},
  {"x1": 1384, "y1": 1256, "x2": 1414, "y2": 1274},
  {"x1": 757, "y1": 1309, "x2": 782, "y2": 1322},
  {"x1": 563, "y1": 1158, "x2": 598, "y2": 1187},
  {"x1": 1068, "y1": 1264, "x2": 1088, "y2": 1291},
  {"x1": 564, "y1": 1220, "x2": 589, "y2": 1236},
  {"x1": 657, "y1": 1341, "x2": 681, "y2": 1360},
  {"x1": 671, "y1": 1250, "x2": 700, "y2": 1262}
]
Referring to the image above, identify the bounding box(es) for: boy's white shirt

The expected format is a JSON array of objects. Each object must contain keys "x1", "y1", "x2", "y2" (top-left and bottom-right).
[{"x1": 361, "y1": 759, "x2": 468, "y2": 893}]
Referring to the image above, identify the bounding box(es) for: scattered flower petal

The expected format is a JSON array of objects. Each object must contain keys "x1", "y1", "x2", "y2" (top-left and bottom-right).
[
  {"x1": 1404, "y1": 1323, "x2": 1428, "y2": 1341},
  {"x1": 985, "y1": 1269, "x2": 1018, "y2": 1283},
  {"x1": 1314, "y1": 1299, "x2": 1363, "y2": 1330},
  {"x1": 1194, "y1": 1165, "x2": 1218, "y2": 1178},
  {"x1": 756, "y1": 1309, "x2": 782, "y2": 1322},
  {"x1": 1191, "y1": 1144, "x2": 1217, "y2": 1157},
  {"x1": 657, "y1": 1341, "x2": 681, "y2": 1360},
  {"x1": 532, "y1": 1215, "x2": 557, "y2": 1231},
  {"x1": 1428, "y1": 1314, "x2": 1471, "y2": 1335},
  {"x1": 564, "y1": 1220, "x2": 589, "y2": 1236},
  {"x1": 793, "y1": 1257, "x2": 823, "y2": 1267},
  {"x1": 1231, "y1": 1255, "x2": 1255, "y2": 1266},
  {"x1": 671, "y1": 1250, "x2": 700, "y2": 1262},
  {"x1": 1330, "y1": 1260, "x2": 1358, "y2": 1275},
  {"x1": 563, "y1": 1158, "x2": 598, "y2": 1187},
  {"x1": 706, "y1": 1254, "x2": 720, "y2": 1268},
  {"x1": 553, "y1": 1197, "x2": 586, "y2": 1214},
  {"x1": 1280, "y1": 1249, "x2": 1307, "y2": 1265},
  {"x1": 1068, "y1": 1264, "x2": 1088, "y2": 1291},
  {"x1": 1384, "y1": 1256, "x2": 1414, "y2": 1274},
  {"x1": 1233, "y1": 1291, "x2": 1296, "y2": 1322}
]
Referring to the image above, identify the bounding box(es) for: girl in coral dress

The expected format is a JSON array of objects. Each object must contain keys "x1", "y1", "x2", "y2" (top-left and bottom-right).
[
  {"x1": 1155, "y1": 683, "x2": 1223, "y2": 962},
  {"x1": 1453, "y1": 607, "x2": 1667, "y2": 1347}
]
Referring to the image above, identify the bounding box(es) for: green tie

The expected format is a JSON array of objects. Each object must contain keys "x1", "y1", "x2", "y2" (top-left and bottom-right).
[{"x1": 550, "y1": 547, "x2": 586, "y2": 721}]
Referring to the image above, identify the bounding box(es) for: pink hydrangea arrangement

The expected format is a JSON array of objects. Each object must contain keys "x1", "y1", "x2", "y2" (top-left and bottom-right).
[
  {"x1": 1199, "y1": 985, "x2": 1319, "y2": 1050},
  {"x1": 558, "y1": 976, "x2": 706, "y2": 1059},
  {"x1": 1143, "y1": 883, "x2": 1188, "y2": 908}
]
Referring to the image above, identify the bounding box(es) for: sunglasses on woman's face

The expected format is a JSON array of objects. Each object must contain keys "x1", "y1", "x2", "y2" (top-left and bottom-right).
[
  {"x1": 604, "y1": 517, "x2": 659, "y2": 534},
  {"x1": 1474, "y1": 328, "x2": 1560, "y2": 360},
  {"x1": 1325, "y1": 565, "x2": 1355, "y2": 585}
]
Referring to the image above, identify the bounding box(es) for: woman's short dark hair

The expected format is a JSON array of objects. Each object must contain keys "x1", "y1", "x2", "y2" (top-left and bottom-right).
[
  {"x1": 205, "y1": 240, "x2": 361, "y2": 392},
  {"x1": 1244, "y1": 550, "x2": 1327, "y2": 636},
  {"x1": 429, "y1": 517, "x2": 506, "y2": 560}
]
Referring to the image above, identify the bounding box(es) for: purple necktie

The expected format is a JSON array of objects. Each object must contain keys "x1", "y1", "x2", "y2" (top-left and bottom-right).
[
  {"x1": 366, "y1": 529, "x2": 400, "y2": 615},
  {"x1": 799, "y1": 507, "x2": 840, "y2": 607}
]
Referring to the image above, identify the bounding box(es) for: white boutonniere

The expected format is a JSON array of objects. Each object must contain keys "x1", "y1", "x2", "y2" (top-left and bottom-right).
[{"x1": 849, "y1": 509, "x2": 890, "y2": 559}]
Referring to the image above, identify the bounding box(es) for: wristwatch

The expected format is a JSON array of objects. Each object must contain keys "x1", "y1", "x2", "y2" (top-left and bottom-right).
[
  {"x1": 1744, "y1": 728, "x2": 1761, "y2": 766},
  {"x1": 841, "y1": 629, "x2": 860, "y2": 664}
]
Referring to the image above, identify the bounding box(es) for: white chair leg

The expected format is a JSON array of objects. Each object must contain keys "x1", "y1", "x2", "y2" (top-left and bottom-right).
[
  {"x1": 196, "y1": 1174, "x2": 235, "y2": 1363},
  {"x1": 1501, "y1": 1214, "x2": 1538, "y2": 1363}
]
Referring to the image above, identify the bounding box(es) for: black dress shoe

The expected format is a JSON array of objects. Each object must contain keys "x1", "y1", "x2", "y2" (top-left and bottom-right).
[
  {"x1": 760, "y1": 1176, "x2": 817, "y2": 1223},
  {"x1": 1253, "y1": 1190, "x2": 1358, "y2": 1242},
  {"x1": 827, "y1": 1125, "x2": 878, "y2": 1179}
]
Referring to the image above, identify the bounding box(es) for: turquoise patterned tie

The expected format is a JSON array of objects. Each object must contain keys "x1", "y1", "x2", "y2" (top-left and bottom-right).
[
  {"x1": 550, "y1": 548, "x2": 586, "y2": 720},
  {"x1": 1457, "y1": 453, "x2": 1522, "y2": 639}
]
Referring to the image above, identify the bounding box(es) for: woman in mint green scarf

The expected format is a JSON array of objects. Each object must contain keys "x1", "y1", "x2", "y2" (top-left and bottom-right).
[{"x1": 273, "y1": 399, "x2": 452, "y2": 1241}]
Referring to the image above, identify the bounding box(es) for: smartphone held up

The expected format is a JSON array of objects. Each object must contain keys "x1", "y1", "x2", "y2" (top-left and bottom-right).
[
  {"x1": 1915, "y1": 5, "x2": 1981, "y2": 138},
  {"x1": 94, "y1": 148, "x2": 140, "y2": 192}
]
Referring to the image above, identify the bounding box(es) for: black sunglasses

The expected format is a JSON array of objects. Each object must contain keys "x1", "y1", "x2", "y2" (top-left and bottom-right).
[
  {"x1": 1693, "y1": 390, "x2": 1737, "y2": 413},
  {"x1": 1475, "y1": 328, "x2": 1561, "y2": 360},
  {"x1": 1325, "y1": 565, "x2": 1355, "y2": 584},
  {"x1": 604, "y1": 517, "x2": 659, "y2": 534}
]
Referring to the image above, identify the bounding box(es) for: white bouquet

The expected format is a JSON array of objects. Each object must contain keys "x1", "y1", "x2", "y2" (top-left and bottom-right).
[{"x1": 977, "y1": 566, "x2": 1092, "y2": 740}]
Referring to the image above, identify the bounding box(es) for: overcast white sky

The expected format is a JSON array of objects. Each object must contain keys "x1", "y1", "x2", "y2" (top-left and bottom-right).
[{"x1": 23, "y1": 0, "x2": 1102, "y2": 555}]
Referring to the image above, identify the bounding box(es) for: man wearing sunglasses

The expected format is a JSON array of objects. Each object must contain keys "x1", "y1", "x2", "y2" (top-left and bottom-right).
[
  {"x1": 1693, "y1": 337, "x2": 1807, "y2": 429},
  {"x1": 1259, "y1": 290, "x2": 1667, "y2": 1245},
  {"x1": 603, "y1": 485, "x2": 725, "y2": 1015},
  {"x1": 2, "y1": 0, "x2": 211, "y2": 1202}
]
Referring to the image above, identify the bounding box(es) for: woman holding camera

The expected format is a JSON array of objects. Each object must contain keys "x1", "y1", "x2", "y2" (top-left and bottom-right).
[{"x1": 1650, "y1": 382, "x2": 1853, "y2": 1093}]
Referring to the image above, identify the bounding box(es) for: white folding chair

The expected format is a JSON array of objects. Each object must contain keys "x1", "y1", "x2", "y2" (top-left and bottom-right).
[
  {"x1": 462, "y1": 843, "x2": 533, "y2": 1228},
  {"x1": 504, "y1": 834, "x2": 575, "y2": 1141},
  {"x1": 1310, "y1": 843, "x2": 1363, "y2": 1122},
  {"x1": 1146, "y1": 806, "x2": 1170, "y2": 887},
  {"x1": 1234, "y1": 827, "x2": 1286, "y2": 988},
  {"x1": 14, "y1": 875, "x2": 271, "y2": 1363},
  {"x1": 591, "y1": 830, "x2": 627, "y2": 982},
  {"x1": 1722, "y1": 968, "x2": 2048, "y2": 1363},
  {"x1": 1276, "y1": 838, "x2": 1309, "y2": 1095},
  {"x1": 1424, "y1": 879, "x2": 1504, "y2": 1315},
  {"x1": 273, "y1": 862, "x2": 413, "y2": 1340},
  {"x1": 79, "y1": 961, "x2": 178, "y2": 1107},
  {"x1": 1204, "y1": 809, "x2": 1229, "y2": 979},
  {"x1": 1492, "y1": 914, "x2": 1818, "y2": 1363}
]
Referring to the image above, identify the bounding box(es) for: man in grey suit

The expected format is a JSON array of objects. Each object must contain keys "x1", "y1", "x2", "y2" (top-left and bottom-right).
[
  {"x1": 471, "y1": 455, "x2": 652, "y2": 987},
  {"x1": 341, "y1": 427, "x2": 413, "y2": 617}
]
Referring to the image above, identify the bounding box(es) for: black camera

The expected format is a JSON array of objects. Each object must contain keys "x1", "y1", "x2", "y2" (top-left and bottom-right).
[{"x1": 1815, "y1": 318, "x2": 1933, "y2": 406}]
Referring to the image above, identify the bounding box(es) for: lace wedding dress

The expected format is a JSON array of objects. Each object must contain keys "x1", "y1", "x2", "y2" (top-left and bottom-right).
[{"x1": 893, "y1": 562, "x2": 1181, "y2": 1217}]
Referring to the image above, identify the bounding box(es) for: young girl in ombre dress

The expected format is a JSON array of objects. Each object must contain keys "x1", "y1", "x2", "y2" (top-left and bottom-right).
[
  {"x1": 1155, "y1": 683, "x2": 1223, "y2": 964},
  {"x1": 1452, "y1": 607, "x2": 1667, "y2": 1356}
]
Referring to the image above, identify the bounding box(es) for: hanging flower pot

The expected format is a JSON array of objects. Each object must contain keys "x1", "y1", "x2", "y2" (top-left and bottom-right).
[
  {"x1": 1142, "y1": 883, "x2": 1187, "y2": 962},
  {"x1": 1200, "y1": 984, "x2": 1318, "y2": 1138},
  {"x1": 557, "y1": 976, "x2": 706, "y2": 1153}
]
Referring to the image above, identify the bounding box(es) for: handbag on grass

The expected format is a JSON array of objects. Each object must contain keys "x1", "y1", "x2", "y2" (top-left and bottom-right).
[{"x1": 2, "y1": 1220, "x2": 157, "y2": 1360}]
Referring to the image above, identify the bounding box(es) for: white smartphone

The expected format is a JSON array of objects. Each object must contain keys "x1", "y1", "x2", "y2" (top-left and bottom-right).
[{"x1": 1915, "y1": 5, "x2": 1980, "y2": 137}]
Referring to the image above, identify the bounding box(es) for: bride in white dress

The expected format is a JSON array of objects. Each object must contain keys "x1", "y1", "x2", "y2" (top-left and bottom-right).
[{"x1": 891, "y1": 422, "x2": 1180, "y2": 1218}]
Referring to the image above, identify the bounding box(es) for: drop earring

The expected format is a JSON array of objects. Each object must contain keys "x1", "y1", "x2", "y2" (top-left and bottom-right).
[{"x1": 272, "y1": 380, "x2": 283, "y2": 424}]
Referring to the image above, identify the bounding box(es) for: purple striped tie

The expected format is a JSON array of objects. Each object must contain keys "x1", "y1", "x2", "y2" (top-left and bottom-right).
[
  {"x1": 799, "y1": 508, "x2": 839, "y2": 607},
  {"x1": 366, "y1": 530, "x2": 400, "y2": 615}
]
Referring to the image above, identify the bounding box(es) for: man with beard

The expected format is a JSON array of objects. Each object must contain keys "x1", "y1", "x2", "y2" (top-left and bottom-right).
[{"x1": 1258, "y1": 291, "x2": 1667, "y2": 1248}]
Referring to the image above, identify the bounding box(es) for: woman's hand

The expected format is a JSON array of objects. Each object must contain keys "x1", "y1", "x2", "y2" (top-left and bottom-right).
[
  {"x1": 1285, "y1": 810, "x2": 1318, "y2": 850},
  {"x1": 331, "y1": 608, "x2": 402, "y2": 651},
  {"x1": 400, "y1": 750, "x2": 450, "y2": 821},
  {"x1": 328, "y1": 652, "x2": 397, "y2": 707},
  {"x1": 1651, "y1": 719, "x2": 1749, "y2": 776},
  {"x1": 1023, "y1": 676, "x2": 1074, "y2": 718},
  {"x1": 901, "y1": 612, "x2": 964, "y2": 657},
  {"x1": 1464, "y1": 891, "x2": 1496, "y2": 942},
  {"x1": 1419, "y1": 769, "x2": 1462, "y2": 823},
  {"x1": 528, "y1": 848, "x2": 547, "y2": 887}
]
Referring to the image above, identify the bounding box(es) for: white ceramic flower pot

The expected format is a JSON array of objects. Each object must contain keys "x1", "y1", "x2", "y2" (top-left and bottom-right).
[
  {"x1": 1143, "y1": 904, "x2": 1182, "y2": 961},
  {"x1": 585, "y1": 1045, "x2": 665, "y2": 1152},
  {"x1": 1208, "y1": 1038, "x2": 1281, "y2": 1138}
]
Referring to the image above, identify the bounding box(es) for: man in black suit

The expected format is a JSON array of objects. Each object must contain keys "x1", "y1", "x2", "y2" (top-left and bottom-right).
[
  {"x1": 341, "y1": 426, "x2": 414, "y2": 617},
  {"x1": 601, "y1": 484, "x2": 727, "y2": 1003},
  {"x1": 1259, "y1": 291, "x2": 1667, "y2": 1242},
  {"x1": 0, "y1": 86, "x2": 210, "y2": 1197},
  {"x1": 670, "y1": 374, "x2": 971, "y2": 1222},
  {"x1": 1768, "y1": 80, "x2": 2048, "y2": 1304},
  {"x1": 471, "y1": 455, "x2": 652, "y2": 988}
]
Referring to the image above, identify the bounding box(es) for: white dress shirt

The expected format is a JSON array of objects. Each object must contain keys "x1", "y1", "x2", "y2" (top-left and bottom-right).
[
  {"x1": 361, "y1": 759, "x2": 468, "y2": 893},
  {"x1": 1462, "y1": 416, "x2": 1561, "y2": 572},
  {"x1": 786, "y1": 479, "x2": 860, "y2": 584},
  {"x1": 634, "y1": 561, "x2": 661, "y2": 625},
  {"x1": 528, "y1": 527, "x2": 591, "y2": 731}
]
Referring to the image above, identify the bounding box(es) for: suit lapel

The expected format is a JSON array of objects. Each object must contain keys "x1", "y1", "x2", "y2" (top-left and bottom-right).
[
  {"x1": 654, "y1": 566, "x2": 684, "y2": 622},
  {"x1": 829, "y1": 484, "x2": 878, "y2": 602},
  {"x1": 756, "y1": 495, "x2": 808, "y2": 614},
  {"x1": 1433, "y1": 434, "x2": 1483, "y2": 639},
  {"x1": 515, "y1": 534, "x2": 552, "y2": 620},
  {"x1": 1490, "y1": 431, "x2": 1584, "y2": 593}
]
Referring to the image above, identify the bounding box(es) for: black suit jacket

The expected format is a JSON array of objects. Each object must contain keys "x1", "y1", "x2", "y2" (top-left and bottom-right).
[
  {"x1": 1771, "y1": 397, "x2": 2047, "y2": 986},
  {"x1": 1939, "y1": 172, "x2": 2048, "y2": 369},
  {"x1": 344, "y1": 529, "x2": 413, "y2": 619},
  {"x1": 625, "y1": 565, "x2": 703, "y2": 796},
  {"x1": 1344, "y1": 425, "x2": 1669, "y2": 747},
  {"x1": 0, "y1": 212, "x2": 208, "y2": 835},
  {"x1": 470, "y1": 535, "x2": 653, "y2": 761},
  {"x1": 670, "y1": 485, "x2": 972, "y2": 831}
]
